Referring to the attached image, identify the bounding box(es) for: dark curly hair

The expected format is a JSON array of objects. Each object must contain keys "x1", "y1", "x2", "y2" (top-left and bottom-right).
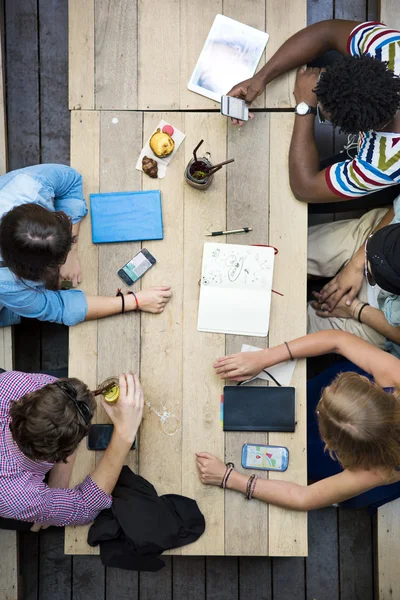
[
  {"x1": 9, "y1": 378, "x2": 95, "y2": 463},
  {"x1": 314, "y1": 55, "x2": 400, "y2": 134}
]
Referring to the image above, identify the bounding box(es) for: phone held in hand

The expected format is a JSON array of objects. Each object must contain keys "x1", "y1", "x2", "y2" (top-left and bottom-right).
[
  {"x1": 220, "y1": 95, "x2": 249, "y2": 121},
  {"x1": 241, "y1": 443, "x2": 289, "y2": 471},
  {"x1": 117, "y1": 248, "x2": 156, "y2": 286},
  {"x1": 87, "y1": 424, "x2": 136, "y2": 451}
]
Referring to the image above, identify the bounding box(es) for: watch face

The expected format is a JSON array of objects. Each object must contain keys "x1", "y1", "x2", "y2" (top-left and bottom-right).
[{"x1": 296, "y1": 102, "x2": 309, "y2": 115}]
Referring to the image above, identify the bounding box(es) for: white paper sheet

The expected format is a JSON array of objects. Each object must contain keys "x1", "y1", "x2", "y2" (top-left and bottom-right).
[
  {"x1": 136, "y1": 120, "x2": 185, "y2": 179},
  {"x1": 241, "y1": 344, "x2": 297, "y2": 386},
  {"x1": 197, "y1": 243, "x2": 275, "y2": 336}
]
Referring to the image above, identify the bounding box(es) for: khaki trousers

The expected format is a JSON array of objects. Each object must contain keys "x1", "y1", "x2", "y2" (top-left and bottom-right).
[{"x1": 307, "y1": 208, "x2": 388, "y2": 348}]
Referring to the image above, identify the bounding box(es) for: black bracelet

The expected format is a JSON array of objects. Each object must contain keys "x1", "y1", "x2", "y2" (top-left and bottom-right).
[
  {"x1": 116, "y1": 289, "x2": 125, "y2": 314},
  {"x1": 284, "y1": 341, "x2": 294, "y2": 361},
  {"x1": 358, "y1": 303, "x2": 369, "y2": 323}
]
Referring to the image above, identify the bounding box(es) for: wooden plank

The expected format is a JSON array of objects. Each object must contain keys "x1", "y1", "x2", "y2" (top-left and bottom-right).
[
  {"x1": 272, "y1": 558, "x2": 305, "y2": 600},
  {"x1": 181, "y1": 113, "x2": 226, "y2": 555},
  {"x1": 65, "y1": 110, "x2": 100, "y2": 555},
  {"x1": 224, "y1": 113, "x2": 270, "y2": 556},
  {"x1": 335, "y1": 0, "x2": 366, "y2": 20},
  {"x1": 380, "y1": 0, "x2": 399, "y2": 25},
  {"x1": 68, "y1": 0, "x2": 95, "y2": 109},
  {"x1": 94, "y1": 0, "x2": 138, "y2": 110},
  {"x1": 139, "y1": 112, "x2": 185, "y2": 553},
  {"x1": 223, "y1": 0, "x2": 266, "y2": 109},
  {"x1": 39, "y1": 0, "x2": 70, "y2": 164},
  {"x1": 368, "y1": 0, "x2": 379, "y2": 21},
  {"x1": 0, "y1": 0, "x2": 7, "y2": 176},
  {"x1": 179, "y1": 1, "x2": 221, "y2": 110},
  {"x1": 5, "y1": 0, "x2": 40, "y2": 170},
  {"x1": 138, "y1": 0, "x2": 180, "y2": 110},
  {"x1": 97, "y1": 111, "x2": 143, "y2": 476},
  {"x1": 378, "y1": 498, "x2": 400, "y2": 600},
  {"x1": 239, "y1": 557, "x2": 272, "y2": 600},
  {"x1": 106, "y1": 567, "x2": 138, "y2": 600},
  {"x1": 172, "y1": 557, "x2": 205, "y2": 600},
  {"x1": 139, "y1": 556, "x2": 172, "y2": 600},
  {"x1": 39, "y1": 529, "x2": 72, "y2": 600},
  {"x1": 268, "y1": 113, "x2": 308, "y2": 557},
  {"x1": 18, "y1": 531, "x2": 39, "y2": 600},
  {"x1": 339, "y1": 508, "x2": 373, "y2": 600},
  {"x1": 206, "y1": 557, "x2": 238, "y2": 600},
  {"x1": 72, "y1": 556, "x2": 105, "y2": 600},
  {"x1": 265, "y1": 0, "x2": 307, "y2": 108},
  {"x1": 0, "y1": 530, "x2": 18, "y2": 600},
  {"x1": 306, "y1": 509, "x2": 339, "y2": 600},
  {"x1": 14, "y1": 319, "x2": 40, "y2": 372},
  {"x1": 0, "y1": 326, "x2": 13, "y2": 371}
]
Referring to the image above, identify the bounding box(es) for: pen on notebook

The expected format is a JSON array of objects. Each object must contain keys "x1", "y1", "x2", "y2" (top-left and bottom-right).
[{"x1": 206, "y1": 227, "x2": 252, "y2": 237}]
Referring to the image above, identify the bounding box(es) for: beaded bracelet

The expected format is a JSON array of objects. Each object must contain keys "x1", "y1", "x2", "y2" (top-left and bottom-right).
[
  {"x1": 245, "y1": 474, "x2": 256, "y2": 500},
  {"x1": 220, "y1": 462, "x2": 235, "y2": 489},
  {"x1": 249, "y1": 475, "x2": 258, "y2": 500}
]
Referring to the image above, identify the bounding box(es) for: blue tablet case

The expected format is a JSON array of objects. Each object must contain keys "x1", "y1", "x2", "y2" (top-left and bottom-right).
[{"x1": 90, "y1": 190, "x2": 163, "y2": 243}]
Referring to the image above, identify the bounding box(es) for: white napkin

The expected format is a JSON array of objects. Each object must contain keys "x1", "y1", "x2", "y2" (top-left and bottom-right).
[
  {"x1": 241, "y1": 344, "x2": 297, "y2": 386},
  {"x1": 136, "y1": 120, "x2": 185, "y2": 179}
]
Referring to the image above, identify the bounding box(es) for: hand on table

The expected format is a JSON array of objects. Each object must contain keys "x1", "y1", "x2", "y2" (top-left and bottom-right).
[
  {"x1": 226, "y1": 75, "x2": 264, "y2": 125},
  {"x1": 30, "y1": 523, "x2": 51, "y2": 532},
  {"x1": 213, "y1": 350, "x2": 268, "y2": 382},
  {"x1": 311, "y1": 294, "x2": 361, "y2": 319},
  {"x1": 293, "y1": 67, "x2": 320, "y2": 107},
  {"x1": 196, "y1": 452, "x2": 227, "y2": 486},
  {"x1": 136, "y1": 286, "x2": 172, "y2": 313},
  {"x1": 59, "y1": 247, "x2": 82, "y2": 288},
  {"x1": 314, "y1": 257, "x2": 364, "y2": 311},
  {"x1": 102, "y1": 373, "x2": 144, "y2": 444}
]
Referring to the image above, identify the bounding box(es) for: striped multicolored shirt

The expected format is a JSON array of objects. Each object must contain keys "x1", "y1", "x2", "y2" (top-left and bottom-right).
[
  {"x1": 0, "y1": 371, "x2": 112, "y2": 526},
  {"x1": 326, "y1": 22, "x2": 400, "y2": 199}
]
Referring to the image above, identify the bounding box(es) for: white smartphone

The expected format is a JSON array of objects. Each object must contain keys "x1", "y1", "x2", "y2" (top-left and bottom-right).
[
  {"x1": 220, "y1": 95, "x2": 249, "y2": 121},
  {"x1": 241, "y1": 443, "x2": 289, "y2": 471}
]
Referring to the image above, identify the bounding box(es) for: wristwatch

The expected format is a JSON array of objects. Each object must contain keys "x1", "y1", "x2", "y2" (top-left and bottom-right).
[{"x1": 294, "y1": 102, "x2": 317, "y2": 116}]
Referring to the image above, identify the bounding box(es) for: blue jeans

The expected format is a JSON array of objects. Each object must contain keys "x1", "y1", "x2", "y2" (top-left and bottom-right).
[{"x1": 307, "y1": 360, "x2": 400, "y2": 510}]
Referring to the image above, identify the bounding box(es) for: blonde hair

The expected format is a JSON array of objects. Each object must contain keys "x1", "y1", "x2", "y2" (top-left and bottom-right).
[{"x1": 317, "y1": 372, "x2": 400, "y2": 473}]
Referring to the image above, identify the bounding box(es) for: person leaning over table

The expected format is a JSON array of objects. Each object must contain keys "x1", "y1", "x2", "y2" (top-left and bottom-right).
[
  {"x1": 0, "y1": 164, "x2": 171, "y2": 327},
  {"x1": 196, "y1": 331, "x2": 400, "y2": 511},
  {"x1": 0, "y1": 370, "x2": 143, "y2": 530},
  {"x1": 228, "y1": 20, "x2": 400, "y2": 204},
  {"x1": 307, "y1": 195, "x2": 400, "y2": 356}
]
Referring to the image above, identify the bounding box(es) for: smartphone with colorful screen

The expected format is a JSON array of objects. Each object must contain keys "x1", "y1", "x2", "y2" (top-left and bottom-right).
[
  {"x1": 117, "y1": 248, "x2": 156, "y2": 286},
  {"x1": 241, "y1": 443, "x2": 289, "y2": 471}
]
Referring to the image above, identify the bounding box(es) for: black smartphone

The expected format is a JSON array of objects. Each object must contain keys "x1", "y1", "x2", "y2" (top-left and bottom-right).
[
  {"x1": 87, "y1": 424, "x2": 136, "y2": 451},
  {"x1": 117, "y1": 248, "x2": 156, "y2": 286}
]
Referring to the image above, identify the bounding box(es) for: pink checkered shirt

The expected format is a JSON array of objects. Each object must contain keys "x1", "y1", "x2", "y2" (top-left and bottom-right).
[{"x1": 0, "y1": 371, "x2": 112, "y2": 526}]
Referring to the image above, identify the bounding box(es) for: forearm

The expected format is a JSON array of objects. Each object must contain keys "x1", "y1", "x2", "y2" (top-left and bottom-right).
[
  {"x1": 289, "y1": 115, "x2": 322, "y2": 202},
  {"x1": 48, "y1": 451, "x2": 77, "y2": 489},
  {"x1": 227, "y1": 471, "x2": 307, "y2": 510},
  {"x1": 261, "y1": 330, "x2": 368, "y2": 366},
  {"x1": 90, "y1": 431, "x2": 132, "y2": 495},
  {"x1": 85, "y1": 293, "x2": 137, "y2": 321},
  {"x1": 257, "y1": 19, "x2": 357, "y2": 86},
  {"x1": 359, "y1": 305, "x2": 400, "y2": 344}
]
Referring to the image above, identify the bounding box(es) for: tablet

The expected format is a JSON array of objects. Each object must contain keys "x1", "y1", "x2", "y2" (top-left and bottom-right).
[{"x1": 188, "y1": 14, "x2": 269, "y2": 103}]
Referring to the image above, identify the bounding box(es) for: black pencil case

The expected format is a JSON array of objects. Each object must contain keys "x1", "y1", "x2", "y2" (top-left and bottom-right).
[{"x1": 223, "y1": 385, "x2": 296, "y2": 432}]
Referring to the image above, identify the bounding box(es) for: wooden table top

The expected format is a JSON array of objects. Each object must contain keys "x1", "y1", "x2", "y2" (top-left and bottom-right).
[{"x1": 66, "y1": 0, "x2": 308, "y2": 557}]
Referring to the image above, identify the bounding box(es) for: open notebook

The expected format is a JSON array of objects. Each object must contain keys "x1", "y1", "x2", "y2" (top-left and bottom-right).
[{"x1": 197, "y1": 243, "x2": 275, "y2": 336}]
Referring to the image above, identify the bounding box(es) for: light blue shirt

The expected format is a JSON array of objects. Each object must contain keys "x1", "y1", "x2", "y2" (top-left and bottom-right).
[
  {"x1": 378, "y1": 195, "x2": 400, "y2": 358},
  {"x1": 0, "y1": 164, "x2": 88, "y2": 326}
]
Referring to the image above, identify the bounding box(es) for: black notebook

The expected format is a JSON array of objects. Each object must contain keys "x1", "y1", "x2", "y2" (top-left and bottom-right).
[{"x1": 223, "y1": 386, "x2": 296, "y2": 432}]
